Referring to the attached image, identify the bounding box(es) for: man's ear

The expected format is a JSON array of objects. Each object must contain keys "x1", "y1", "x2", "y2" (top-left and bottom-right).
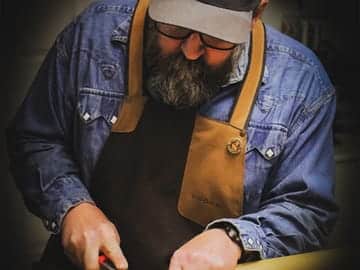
[{"x1": 252, "y1": 0, "x2": 269, "y2": 23}]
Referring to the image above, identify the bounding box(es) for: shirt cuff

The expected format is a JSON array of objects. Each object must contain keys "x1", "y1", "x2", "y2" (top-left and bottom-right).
[
  {"x1": 39, "y1": 175, "x2": 95, "y2": 234},
  {"x1": 206, "y1": 218, "x2": 267, "y2": 261}
]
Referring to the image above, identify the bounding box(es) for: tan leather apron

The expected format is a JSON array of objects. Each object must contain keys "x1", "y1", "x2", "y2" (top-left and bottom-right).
[
  {"x1": 178, "y1": 20, "x2": 266, "y2": 225},
  {"x1": 112, "y1": 0, "x2": 266, "y2": 226}
]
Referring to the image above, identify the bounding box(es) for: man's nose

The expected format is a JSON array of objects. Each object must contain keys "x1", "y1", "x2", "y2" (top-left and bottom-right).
[{"x1": 181, "y1": 33, "x2": 205, "y2": 60}]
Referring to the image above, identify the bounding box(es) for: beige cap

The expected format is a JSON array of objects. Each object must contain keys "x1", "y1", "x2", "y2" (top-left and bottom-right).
[{"x1": 148, "y1": 0, "x2": 257, "y2": 44}]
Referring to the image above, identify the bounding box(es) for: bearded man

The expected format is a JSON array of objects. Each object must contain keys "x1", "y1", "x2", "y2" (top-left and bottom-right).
[{"x1": 6, "y1": 0, "x2": 337, "y2": 270}]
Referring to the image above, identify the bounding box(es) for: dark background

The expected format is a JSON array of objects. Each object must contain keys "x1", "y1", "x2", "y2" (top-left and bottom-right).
[{"x1": 1, "y1": 0, "x2": 360, "y2": 269}]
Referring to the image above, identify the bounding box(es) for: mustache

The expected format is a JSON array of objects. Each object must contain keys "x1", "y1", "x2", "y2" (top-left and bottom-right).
[{"x1": 147, "y1": 52, "x2": 225, "y2": 82}]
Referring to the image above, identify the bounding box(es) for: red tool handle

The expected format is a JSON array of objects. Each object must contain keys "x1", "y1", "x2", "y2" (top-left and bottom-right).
[{"x1": 99, "y1": 254, "x2": 116, "y2": 270}]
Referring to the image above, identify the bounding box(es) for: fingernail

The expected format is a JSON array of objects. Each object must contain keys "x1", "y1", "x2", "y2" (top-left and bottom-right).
[
  {"x1": 118, "y1": 263, "x2": 128, "y2": 270},
  {"x1": 114, "y1": 260, "x2": 128, "y2": 270}
]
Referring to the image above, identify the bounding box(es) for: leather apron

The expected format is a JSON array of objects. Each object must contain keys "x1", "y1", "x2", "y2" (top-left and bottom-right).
[
  {"x1": 112, "y1": 0, "x2": 266, "y2": 226},
  {"x1": 93, "y1": 1, "x2": 264, "y2": 266}
]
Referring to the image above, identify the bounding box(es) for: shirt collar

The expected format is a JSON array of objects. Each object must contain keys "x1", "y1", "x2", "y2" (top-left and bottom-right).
[{"x1": 223, "y1": 36, "x2": 269, "y2": 87}]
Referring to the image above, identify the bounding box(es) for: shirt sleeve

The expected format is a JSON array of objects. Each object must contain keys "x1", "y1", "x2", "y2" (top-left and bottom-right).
[
  {"x1": 207, "y1": 88, "x2": 338, "y2": 260},
  {"x1": 6, "y1": 22, "x2": 95, "y2": 234}
]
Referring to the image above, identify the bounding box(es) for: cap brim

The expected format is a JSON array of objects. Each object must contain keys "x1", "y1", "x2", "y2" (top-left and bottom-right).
[{"x1": 148, "y1": 0, "x2": 252, "y2": 44}]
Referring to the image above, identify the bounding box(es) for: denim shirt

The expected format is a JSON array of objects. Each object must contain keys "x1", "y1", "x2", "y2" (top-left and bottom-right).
[{"x1": 6, "y1": 0, "x2": 337, "y2": 260}]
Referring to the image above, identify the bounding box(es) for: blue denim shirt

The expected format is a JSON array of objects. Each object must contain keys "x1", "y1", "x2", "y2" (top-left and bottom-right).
[{"x1": 6, "y1": 0, "x2": 337, "y2": 260}]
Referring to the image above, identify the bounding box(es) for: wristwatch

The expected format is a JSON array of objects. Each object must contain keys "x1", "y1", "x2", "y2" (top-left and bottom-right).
[
  {"x1": 209, "y1": 222, "x2": 260, "y2": 262},
  {"x1": 223, "y1": 224, "x2": 242, "y2": 246},
  {"x1": 210, "y1": 222, "x2": 242, "y2": 248}
]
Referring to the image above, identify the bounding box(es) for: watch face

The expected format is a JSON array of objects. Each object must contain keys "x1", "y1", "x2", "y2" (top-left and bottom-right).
[
  {"x1": 227, "y1": 226, "x2": 238, "y2": 238},
  {"x1": 224, "y1": 225, "x2": 241, "y2": 245}
]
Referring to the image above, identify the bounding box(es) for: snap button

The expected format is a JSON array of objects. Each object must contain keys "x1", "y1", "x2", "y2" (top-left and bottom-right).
[
  {"x1": 112, "y1": 35, "x2": 128, "y2": 43},
  {"x1": 101, "y1": 64, "x2": 117, "y2": 79},
  {"x1": 83, "y1": 112, "x2": 91, "y2": 121},
  {"x1": 51, "y1": 222, "x2": 57, "y2": 230},
  {"x1": 265, "y1": 148, "x2": 275, "y2": 159},
  {"x1": 227, "y1": 137, "x2": 242, "y2": 155},
  {"x1": 110, "y1": 116, "x2": 118, "y2": 124}
]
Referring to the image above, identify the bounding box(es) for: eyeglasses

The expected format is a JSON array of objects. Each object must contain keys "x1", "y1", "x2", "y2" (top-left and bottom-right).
[{"x1": 154, "y1": 21, "x2": 237, "y2": 51}]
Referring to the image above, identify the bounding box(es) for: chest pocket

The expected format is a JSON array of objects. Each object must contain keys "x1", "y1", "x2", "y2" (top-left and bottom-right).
[
  {"x1": 246, "y1": 123, "x2": 288, "y2": 170},
  {"x1": 77, "y1": 88, "x2": 123, "y2": 126}
]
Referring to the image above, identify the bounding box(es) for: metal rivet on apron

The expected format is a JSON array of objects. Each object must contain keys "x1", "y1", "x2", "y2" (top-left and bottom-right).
[
  {"x1": 110, "y1": 116, "x2": 118, "y2": 124},
  {"x1": 227, "y1": 137, "x2": 242, "y2": 155},
  {"x1": 265, "y1": 148, "x2": 275, "y2": 159},
  {"x1": 83, "y1": 112, "x2": 91, "y2": 121}
]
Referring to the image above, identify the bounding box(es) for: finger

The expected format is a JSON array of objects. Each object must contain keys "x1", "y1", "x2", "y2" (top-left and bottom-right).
[
  {"x1": 83, "y1": 243, "x2": 100, "y2": 270},
  {"x1": 101, "y1": 242, "x2": 128, "y2": 270},
  {"x1": 168, "y1": 255, "x2": 183, "y2": 270}
]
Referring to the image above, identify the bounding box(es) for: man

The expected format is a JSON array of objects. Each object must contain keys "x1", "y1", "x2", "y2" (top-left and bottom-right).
[{"x1": 6, "y1": 0, "x2": 338, "y2": 270}]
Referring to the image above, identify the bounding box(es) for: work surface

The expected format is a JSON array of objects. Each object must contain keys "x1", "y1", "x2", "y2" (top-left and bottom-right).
[{"x1": 236, "y1": 249, "x2": 350, "y2": 270}]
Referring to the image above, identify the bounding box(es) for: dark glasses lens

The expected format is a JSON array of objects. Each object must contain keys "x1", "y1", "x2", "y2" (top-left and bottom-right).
[
  {"x1": 154, "y1": 22, "x2": 237, "y2": 51},
  {"x1": 155, "y1": 22, "x2": 192, "y2": 39},
  {"x1": 201, "y1": 34, "x2": 237, "y2": 50}
]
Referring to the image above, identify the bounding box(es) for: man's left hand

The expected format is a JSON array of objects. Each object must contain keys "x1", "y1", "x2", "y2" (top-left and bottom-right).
[{"x1": 168, "y1": 228, "x2": 242, "y2": 270}]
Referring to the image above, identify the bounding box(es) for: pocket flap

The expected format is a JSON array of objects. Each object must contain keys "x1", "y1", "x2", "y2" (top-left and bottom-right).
[
  {"x1": 246, "y1": 123, "x2": 288, "y2": 160},
  {"x1": 77, "y1": 88, "x2": 123, "y2": 124}
]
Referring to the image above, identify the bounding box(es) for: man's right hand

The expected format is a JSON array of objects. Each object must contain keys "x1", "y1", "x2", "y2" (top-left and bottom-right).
[{"x1": 61, "y1": 202, "x2": 128, "y2": 270}]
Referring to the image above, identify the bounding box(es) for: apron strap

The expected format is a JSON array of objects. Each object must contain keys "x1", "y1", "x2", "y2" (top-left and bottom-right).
[
  {"x1": 229, "y1": 19, "x2": 266, "y2": 130},
  {"x1": 111, "y1": 0, "x2": 149, "y2": 133}
]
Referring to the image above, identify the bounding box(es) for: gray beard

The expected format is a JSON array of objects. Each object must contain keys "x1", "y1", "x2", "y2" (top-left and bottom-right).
[{"x1": 143, "y1": 24, "x2": 242, "y2": 109}]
